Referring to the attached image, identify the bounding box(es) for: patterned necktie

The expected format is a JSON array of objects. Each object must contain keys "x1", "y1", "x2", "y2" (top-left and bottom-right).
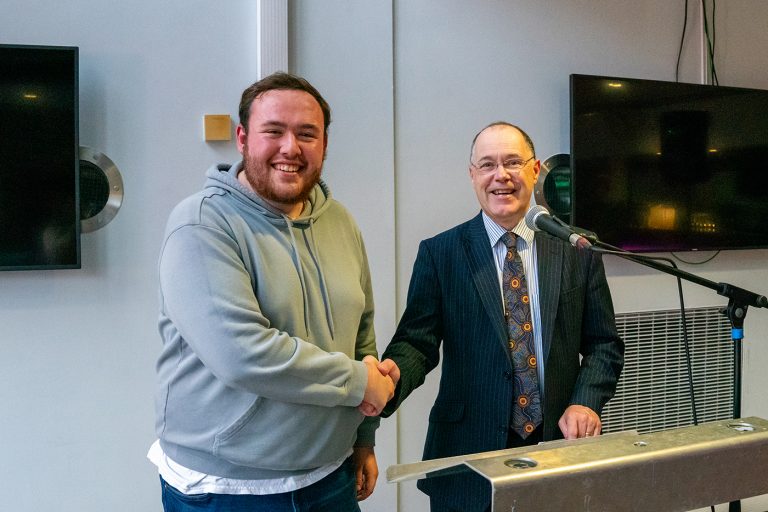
[{"x1": 501, "y1": 232, "x2": 542, "y2": 439}]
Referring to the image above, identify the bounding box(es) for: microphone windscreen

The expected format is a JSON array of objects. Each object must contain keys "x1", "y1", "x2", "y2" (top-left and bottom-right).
[{"x1": 524, "y1": 205, "x2": 549, "y2": 231}]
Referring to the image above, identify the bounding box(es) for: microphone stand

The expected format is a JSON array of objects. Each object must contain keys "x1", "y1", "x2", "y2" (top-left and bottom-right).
[{"x1": 587, "y1": 238, "x2": 767, "y2": 512}]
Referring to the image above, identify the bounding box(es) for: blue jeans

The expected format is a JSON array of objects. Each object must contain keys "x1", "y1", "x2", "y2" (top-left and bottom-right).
[{"x1": 160, "y1": 458, "x2": 361, "y2": 512}]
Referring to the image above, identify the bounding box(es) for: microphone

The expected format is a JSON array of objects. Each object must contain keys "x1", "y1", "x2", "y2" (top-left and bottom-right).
[{"x1": 525, "y1": 205, "x2": 593, "y2": 250}]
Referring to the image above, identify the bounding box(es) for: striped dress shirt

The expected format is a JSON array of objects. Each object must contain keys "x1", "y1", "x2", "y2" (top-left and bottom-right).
[{"x1": 481, "y1": 211, "x2": 545, "y2": 395}]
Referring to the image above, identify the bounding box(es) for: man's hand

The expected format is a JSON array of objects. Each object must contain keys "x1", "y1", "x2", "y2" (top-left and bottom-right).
[
  {"x1": 352, "y1": 446, "x2": 378, "y2": 501},
  {"x1": 558, "y1": 404, "x2": 601, "y2": 439},
  {"x1": 359, "y1": 355, "x2": 394, "y2": 416},
  {"x1": 358, "y1": 357, "x2": 401, "y2": 415},
  {"x1": 377, "y1": 358, "x2": 400, "y2": 387}
]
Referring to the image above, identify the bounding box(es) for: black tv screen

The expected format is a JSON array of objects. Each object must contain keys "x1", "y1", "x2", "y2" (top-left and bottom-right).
[
  {"x1": 0, "y1": 44, "x2": 80, "y2": 270},
  {"x1": 570, "y1": 74, "x2": 768, "y2": 252}
]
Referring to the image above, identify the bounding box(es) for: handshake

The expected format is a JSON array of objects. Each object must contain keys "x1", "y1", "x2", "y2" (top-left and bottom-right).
[{"x1": 358, "y1": 355, "x2": 400, "y2": 417}]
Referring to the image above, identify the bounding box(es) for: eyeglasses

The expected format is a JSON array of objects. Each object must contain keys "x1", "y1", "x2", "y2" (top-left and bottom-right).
[{"x1": 470, "y1": 155, "x2": 535, "y2": 175}]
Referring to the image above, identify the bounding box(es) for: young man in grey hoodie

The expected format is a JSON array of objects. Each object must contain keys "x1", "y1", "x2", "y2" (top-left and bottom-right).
[{"x1": 148, "y1": 72, "x2": 396, "y2": 512}]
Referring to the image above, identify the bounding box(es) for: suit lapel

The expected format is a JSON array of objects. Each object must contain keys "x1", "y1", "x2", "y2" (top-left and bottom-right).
[
  {"x1": 461, "y1": 214, "x2": 508, "y2": 352},
  {"x1": 535, "y1": 232, "x2": 562, "y2": 365}
]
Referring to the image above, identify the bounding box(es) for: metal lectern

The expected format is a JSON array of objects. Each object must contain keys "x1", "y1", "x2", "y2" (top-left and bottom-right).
[{"x1": 387, "y1": 417, "x2": 768, "y2": 511}]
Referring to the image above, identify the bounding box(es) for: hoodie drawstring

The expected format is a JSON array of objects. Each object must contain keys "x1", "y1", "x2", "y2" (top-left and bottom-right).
[
  {"x1": 284, "y1": 217, "x2": 312, "y2": 334},
  {"x1": 283, "y1": 216, "x2": 335, "y2": 340},
  {"x1": 305, "y1": 217, "x2": 335, "y2": 338}
]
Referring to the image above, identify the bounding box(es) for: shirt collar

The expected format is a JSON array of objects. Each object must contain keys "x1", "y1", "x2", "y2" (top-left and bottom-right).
[{"x1": 481, "y1": 210, "x2": 535, "y2": 248}]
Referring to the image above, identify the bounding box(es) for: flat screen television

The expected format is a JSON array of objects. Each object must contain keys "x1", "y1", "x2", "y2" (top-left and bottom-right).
[
  {"x1": 0, "y1": 44, "x2": 80, "y2": 270},
  {"x1": 570, "y1": 73, "x2": 768, "y2": 252}
]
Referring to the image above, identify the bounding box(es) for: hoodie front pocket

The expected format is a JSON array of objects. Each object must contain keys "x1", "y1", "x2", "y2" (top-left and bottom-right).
[
  {"x1": 214, "y1": 396, "x2": 266, "y2": 445},
  {"x1": 212, "y1": 397, "x2": 361, "y2": 471}
]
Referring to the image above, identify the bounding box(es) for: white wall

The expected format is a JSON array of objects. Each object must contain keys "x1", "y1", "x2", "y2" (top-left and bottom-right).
[
  {"x1": 0, "y1": 1, "x2": 252, "y2": 510},
  {"x1": 2, "y1": 1, "x2": 768, "y2": 511}
]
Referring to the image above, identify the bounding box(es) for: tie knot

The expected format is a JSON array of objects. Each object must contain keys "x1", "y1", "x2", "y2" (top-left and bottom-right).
[{"x1": 501, "y1": 231, "x2": 517, "y2": 250}]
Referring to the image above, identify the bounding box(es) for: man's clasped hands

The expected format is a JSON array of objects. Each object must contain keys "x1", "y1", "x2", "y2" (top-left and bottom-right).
[{"x1": 358, "y1": 356, "x2": 400, "y2": 416}]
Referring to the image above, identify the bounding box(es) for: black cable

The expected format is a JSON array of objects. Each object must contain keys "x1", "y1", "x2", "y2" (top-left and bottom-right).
[
  {"x1": 701, "y1": 0, "x2": 712, "y2": 83},
  {"x1": 676, "y1": 0, "x2": 689, "y2": 82},
  {"x1": 669, "y1": 260, "x2": 699, "y2": 428},
  {"x1": 701, "y1": 0, "x2": 719, "y2": 85},
  {"x1": 711, "y1": 0, "x2": 716, "y2": 57},
  {"x1": 711, "y1": 0, "x2": 719, "y2": 85},
  {"x1": 671, "y1": 250, "x2": 721, "y2": 265}
]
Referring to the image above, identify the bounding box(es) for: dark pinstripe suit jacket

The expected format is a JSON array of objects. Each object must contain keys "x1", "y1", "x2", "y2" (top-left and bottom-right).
[{"x1": 381, "y1": 212, "x2": 624, "y2": 511}]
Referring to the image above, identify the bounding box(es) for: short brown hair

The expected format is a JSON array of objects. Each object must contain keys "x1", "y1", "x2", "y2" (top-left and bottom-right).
[{"x1": 239, "y1": 72, "x2": 332, "y2": 136}]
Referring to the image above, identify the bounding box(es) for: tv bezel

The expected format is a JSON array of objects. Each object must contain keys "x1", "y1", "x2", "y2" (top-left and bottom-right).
[
  {"x1": 569, "y1": 73, "x2": 768, "y2": 253},
  {"x1": 0, "y1": 43, "x2": 80, "y2": 271}
]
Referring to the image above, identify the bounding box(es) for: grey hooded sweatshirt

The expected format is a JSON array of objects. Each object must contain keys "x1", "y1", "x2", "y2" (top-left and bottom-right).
[{"x1": 155, "y1": 161, "x2": 378, "y2": 480}]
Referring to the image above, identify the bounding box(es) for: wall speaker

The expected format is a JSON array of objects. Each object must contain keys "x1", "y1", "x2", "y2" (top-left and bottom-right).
[
  {"x1": 534, "y1": 153, "x2": 571, "y2": 224},
  {"x1": 79, "y1": 146, "x2": 124, "y2": 233}
]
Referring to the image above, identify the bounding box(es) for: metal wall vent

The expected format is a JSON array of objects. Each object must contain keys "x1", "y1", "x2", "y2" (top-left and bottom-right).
[{"x1": 601, "y1": 306, "x2": 734, "y2": 434}]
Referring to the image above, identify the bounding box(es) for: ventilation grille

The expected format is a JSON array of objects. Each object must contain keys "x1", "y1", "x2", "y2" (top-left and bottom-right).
[{"x1": 601, "y1": 306, "x2": 734, "y2": 434}]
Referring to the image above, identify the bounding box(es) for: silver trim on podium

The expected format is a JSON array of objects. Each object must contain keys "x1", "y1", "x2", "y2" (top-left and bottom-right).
[{"x1": 387, "y1": 417, "x2": 768, "y2": 511}]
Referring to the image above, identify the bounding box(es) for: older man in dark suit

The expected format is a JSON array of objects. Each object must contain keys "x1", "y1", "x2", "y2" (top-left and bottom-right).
[{"x1": 378, "y1": 122, "x2": 624, "y2": 512}]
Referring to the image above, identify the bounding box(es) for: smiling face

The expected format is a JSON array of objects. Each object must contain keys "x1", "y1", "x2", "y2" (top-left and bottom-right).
[
  {"x1": 469, "y1": 125, "x2": 540, "y2": 230},
  {"x1": 236, "y1": 89, "x2": 327, "y2": 218}
]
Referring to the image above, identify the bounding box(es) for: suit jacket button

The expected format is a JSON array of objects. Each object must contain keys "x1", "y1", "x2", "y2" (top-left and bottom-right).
[{"x1": 503, "y1": 371, "x2": 512, "y2": 380}]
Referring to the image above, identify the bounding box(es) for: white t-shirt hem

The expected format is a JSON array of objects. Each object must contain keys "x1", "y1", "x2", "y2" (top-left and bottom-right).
[{"x1": 147, "y1": 439, "x2": 349, "y2": 495}]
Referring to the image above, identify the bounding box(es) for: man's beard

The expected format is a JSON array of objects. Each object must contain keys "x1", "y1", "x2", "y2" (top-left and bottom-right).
[{"x1": 241, "y1": 147, "x2": 321, "y2": 207}]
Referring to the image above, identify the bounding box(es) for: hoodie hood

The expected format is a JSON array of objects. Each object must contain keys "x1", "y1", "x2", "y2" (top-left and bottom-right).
[{"x1": 203, "y1": 160, "x2": 332, "y2": 226}]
